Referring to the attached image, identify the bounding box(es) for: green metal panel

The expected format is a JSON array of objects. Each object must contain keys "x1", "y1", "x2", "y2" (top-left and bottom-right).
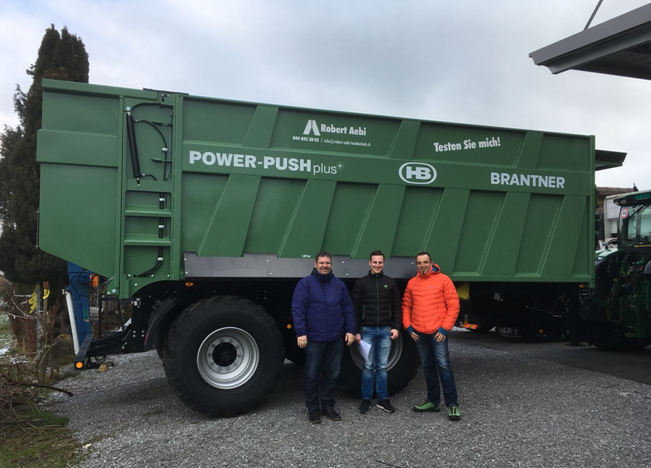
[
  {"x1": 37, "y1": 130, "x2": 118, "y2": 167},
  {"x1": 243, "y1": 106, "x2": 279, "y2": 148},
  {"x1": 389, "y1": 121, "x2": 421, "y2": 160},
  {"x1": 37, "y1": 80, "x2": 598, "y2": 298},
  {"x1": 322, "y1": 183, "x2": 376, "y2": 256},
  {"x1": 181, "y1": 173, "x2": 228, "y2": 251},
  {"x1": 541, "y1": 196, "x2": 590, "y2": 278},
  {"x1": 39, "y1": 164, "x2": 117, "y2": 276},
  {"x1": 278, "y1": 179, "x2": 336, "y2": 258},
  {"x1": 482, "y1": 192, "x2": 531, "y2": 277},
  {"x1": 515, "y1": 195, "x2": 563, "y2": 277},
  {"x1": 539, "y1": 134, "x2": 591, "y2": 172},
  {"x1": 42, "y1": 89, "x2": 120, "y2": 135},
  {"x1": 198, "y1": 174, "x2": 261, "y2": 257},
  {"x1": 170, "y1": 95, "x2": 186, "y2": 282},
  {"x1": 352, "y1": 184, "x2": 406, "y2": 258},
  {"x1": 454, "y1": 191, "x2": 505, "y2": 275},
  {"x1": 424, "y1": 188, "x2": 470, "y2": 272},
  {"x1": 244, "y1": 178, "x2": 304, "y2": 254},
  {"x1": 183, "y1": 98, "x2": 255, "y2": 145},
  {"x1": 513, "y1": 132, "x2": 543, "y2": 169}
]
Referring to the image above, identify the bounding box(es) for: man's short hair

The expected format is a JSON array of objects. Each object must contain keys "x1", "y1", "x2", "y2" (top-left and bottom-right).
[
  {"x1": 315, "y1": 251, "x2": 332, "y2": 262},
  {"x1": 416, "y1": 251, "x2": 431, "y2": 261},
  {"x1": 369, "y1": 250, "x2": 384, "y2": 261}
]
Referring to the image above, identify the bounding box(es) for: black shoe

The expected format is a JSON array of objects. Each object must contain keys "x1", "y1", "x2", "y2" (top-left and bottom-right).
[
  {"x1": 321, "y1": 407, "x2": 342, "y2": 421},
  {"x1": 308, "y1": 410, "x2": 321, "y2": 424},
  {"x1": 358, "y1": 399, "x2": 371, "y2": 414},
  {"x1": 376, "y1": 399, "x2": 395, "y2": 413}
]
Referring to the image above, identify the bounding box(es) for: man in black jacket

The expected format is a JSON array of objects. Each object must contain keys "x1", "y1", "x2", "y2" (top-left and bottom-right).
[{"x1": 352, "y1": 250, "x2": 402, "y2": 414}]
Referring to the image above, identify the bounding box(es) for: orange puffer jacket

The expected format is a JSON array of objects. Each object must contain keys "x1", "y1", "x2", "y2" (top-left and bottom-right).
[{"x1": 402, "y1": 265, "x2": 460, "y2": 334}]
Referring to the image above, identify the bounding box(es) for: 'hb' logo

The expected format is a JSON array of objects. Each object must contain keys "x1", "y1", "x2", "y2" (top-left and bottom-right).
[
  {"x1": 399, "y1": 162, "x2": 437, "y2": 185},
  {"x1": 303, "y1": 120, "x2": 321, "y2": 136}
]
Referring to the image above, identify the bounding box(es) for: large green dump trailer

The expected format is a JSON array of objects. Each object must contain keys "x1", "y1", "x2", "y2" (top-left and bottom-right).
[{"x1": 37, "y1": 79, "x2": 595, "y2": 416}]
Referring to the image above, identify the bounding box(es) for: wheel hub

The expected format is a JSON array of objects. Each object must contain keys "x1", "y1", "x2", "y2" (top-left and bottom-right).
[
  {"x1": 209, "y1": 340, "x2": 241, "y2": 372},
  {"x1": 212, "y1": 342, "x2": 237, "y2": 367},
  {"x1": 197, "y1": 327, "x2": 259, "y2": 389}
]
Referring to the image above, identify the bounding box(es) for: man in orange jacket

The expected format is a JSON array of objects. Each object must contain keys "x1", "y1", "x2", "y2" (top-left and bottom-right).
[{"x1": 402, "y1": 251, "x2": 461, "y2": 421}]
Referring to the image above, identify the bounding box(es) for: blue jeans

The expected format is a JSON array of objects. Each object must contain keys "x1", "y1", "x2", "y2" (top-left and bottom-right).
[
  {"x1": 304, "y1": 339, "x2": 344, "y2": 411},
  {"x1": 415, "y1": 332, "x2": 458, "y2": 407},
  {"x1": 360, "y1": 326, "x2": 392, "y2": 400}
]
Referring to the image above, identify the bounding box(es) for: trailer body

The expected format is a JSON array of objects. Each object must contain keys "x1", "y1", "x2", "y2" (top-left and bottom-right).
[{"x1": 37, "y1": 80, "x2": 596, "y2": 415}]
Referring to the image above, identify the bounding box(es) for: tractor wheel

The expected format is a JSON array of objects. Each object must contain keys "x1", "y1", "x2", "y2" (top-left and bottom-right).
[{"x1": 163, "y1": 296, "x2": 284, "y2": 417}]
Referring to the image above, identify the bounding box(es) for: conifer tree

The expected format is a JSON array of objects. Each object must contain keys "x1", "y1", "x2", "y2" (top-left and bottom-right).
[{"x1": 0, "y1": 25, "x2": 89, "y2": 287}]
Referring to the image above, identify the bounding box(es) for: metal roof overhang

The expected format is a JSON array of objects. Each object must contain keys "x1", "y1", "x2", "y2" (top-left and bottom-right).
[
  {"x1": 530, "y1": 4, "x2": 651, "y2": 79},
  {"x1": 595, "y1": 149, "x2": 627, "y2": 171}
]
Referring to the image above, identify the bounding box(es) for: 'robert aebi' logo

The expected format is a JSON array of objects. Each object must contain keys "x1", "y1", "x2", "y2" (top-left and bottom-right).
[
  {"x1": 399, "y1": 162, "x2": 437, "y2": 185},
  {"x1": 303, "y1": 120, "x2": 321, "y2": 136}
]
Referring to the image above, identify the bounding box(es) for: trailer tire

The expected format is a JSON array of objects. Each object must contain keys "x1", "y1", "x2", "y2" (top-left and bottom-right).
[
  {"x1": 163, "y1": 296, "x2": 284, "y2": 417},
  {"x1": 338, "y1": 331, "x2": 419, "y2": 396},
  {"x1": 151, "y1": 305, "x2": 181, "y2": 360},
  {"x1": 590, "y1": 337, "x2": 651, "y2": 352}
]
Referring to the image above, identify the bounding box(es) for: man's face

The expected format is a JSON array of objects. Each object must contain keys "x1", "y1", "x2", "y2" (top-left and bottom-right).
[
  {"x1": 416, "y1": 254, "x2": 431, "y2": 275},
  {"x1": 369, "y1": 255, "x2": 384, "y2": 274},
  {"x1": 315, "y1": 256, "x2": 332, "y2": 275}
]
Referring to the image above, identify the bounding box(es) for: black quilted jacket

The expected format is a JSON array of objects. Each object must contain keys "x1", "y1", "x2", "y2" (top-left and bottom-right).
[{"x1": 351, "y1": 271, "x2": 402, "y2": 333}]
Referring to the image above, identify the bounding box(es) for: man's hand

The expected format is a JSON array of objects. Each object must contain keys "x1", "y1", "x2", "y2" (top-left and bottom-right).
[
  {"x1": 390, "y1": 329, "x2": 399, "y2": 340},
  {"x1": 355, "y1": 333, "x2": 361, "y2": 344},
  {"x1": 345, "y1": 333, "x2": 355, "y2": 346},
  {"x1": 297, "y1": 335, "x2": 307, "y2": 349},
  {"x1": 435, "y1": 332, "x2": 447, "y2": 342},
  {"x1": 410, "y1": 331, "x2": 419, "y2": 342}
]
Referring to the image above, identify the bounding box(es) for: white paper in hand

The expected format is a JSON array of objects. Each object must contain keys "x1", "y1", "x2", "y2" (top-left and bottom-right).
[{"x1": 358, "y1": 339, "x2": 371, "y2": 361}]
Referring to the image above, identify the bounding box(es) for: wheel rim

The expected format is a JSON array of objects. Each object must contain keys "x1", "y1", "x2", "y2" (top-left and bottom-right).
[
  {"x1": 349, "y1": 333, "x2": 403, "y2": 371},
  {"x1": 197, "y1": 327, "x2": 259, "y2": 389}
]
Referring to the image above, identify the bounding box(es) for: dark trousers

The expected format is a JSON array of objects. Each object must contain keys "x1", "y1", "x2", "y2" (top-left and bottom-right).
[
  {"x1": 304, "y1": 339, "x2": 344, "y2": 412},
  {"x1": 415, "y1": 332, "x2": 458, "y2": 407}
]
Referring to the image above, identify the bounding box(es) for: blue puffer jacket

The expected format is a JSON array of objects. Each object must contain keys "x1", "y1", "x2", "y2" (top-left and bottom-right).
[{"x1": 291, "y1": 269, "x2": 356, "y2": 342}]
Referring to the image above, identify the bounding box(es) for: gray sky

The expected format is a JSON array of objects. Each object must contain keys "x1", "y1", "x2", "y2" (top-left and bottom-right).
[{"x1": 1, "y1": 0, "x2": 650, "y2": 189}]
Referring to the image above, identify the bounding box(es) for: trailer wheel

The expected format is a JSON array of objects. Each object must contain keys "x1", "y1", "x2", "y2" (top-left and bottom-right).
[
  {"x1": 151, "y1": 306, "x2": 181, "y2": 360},
  {"x1": 338, "y1": 331, "x2": 419, "y2": 396},
  {"x1": 590, "y1": 337, "x2": 651, "y2": 352},
  {"x1": 163, "y1": 296, "x2": 284, "y2": 417}
]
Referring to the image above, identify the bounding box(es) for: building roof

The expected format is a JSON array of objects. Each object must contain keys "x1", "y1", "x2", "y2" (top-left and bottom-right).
[
  {"x1": 597, "y1": 186, "x2": 636, "y2": 197},
  {"x1": 529, "y1": 4, "x2": 651, "y2": 79}
]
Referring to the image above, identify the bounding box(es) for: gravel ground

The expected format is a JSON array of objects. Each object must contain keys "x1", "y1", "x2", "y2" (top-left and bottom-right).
[{"x1": 46, "y1": 341, "x2": 651, "y2": 468}]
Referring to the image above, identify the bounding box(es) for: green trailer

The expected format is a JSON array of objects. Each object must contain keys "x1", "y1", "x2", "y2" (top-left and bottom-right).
[{"x1": 38, "y1": 79, "x2": 596, "y2": 416}]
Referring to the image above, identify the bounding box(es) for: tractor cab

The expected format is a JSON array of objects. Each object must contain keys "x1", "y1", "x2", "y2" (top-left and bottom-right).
[{"x1": 614, "y1": 191, "x2": 651, "y2": 251}]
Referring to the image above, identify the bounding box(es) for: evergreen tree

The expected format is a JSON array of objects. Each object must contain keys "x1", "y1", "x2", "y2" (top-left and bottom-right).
[{"x1": 0, "y1": 25, "x2": 89, "y2": 286}]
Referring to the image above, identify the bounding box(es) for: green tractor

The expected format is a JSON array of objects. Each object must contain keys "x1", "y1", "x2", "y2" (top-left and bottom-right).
[{"x1": 581, "y1": 190, "x2": 651, "y2": 351}]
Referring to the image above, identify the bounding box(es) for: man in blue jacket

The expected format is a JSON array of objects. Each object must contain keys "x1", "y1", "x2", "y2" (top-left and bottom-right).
[{"x1": 292, "y1": 251, "x2": 356, "y2": 424}]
